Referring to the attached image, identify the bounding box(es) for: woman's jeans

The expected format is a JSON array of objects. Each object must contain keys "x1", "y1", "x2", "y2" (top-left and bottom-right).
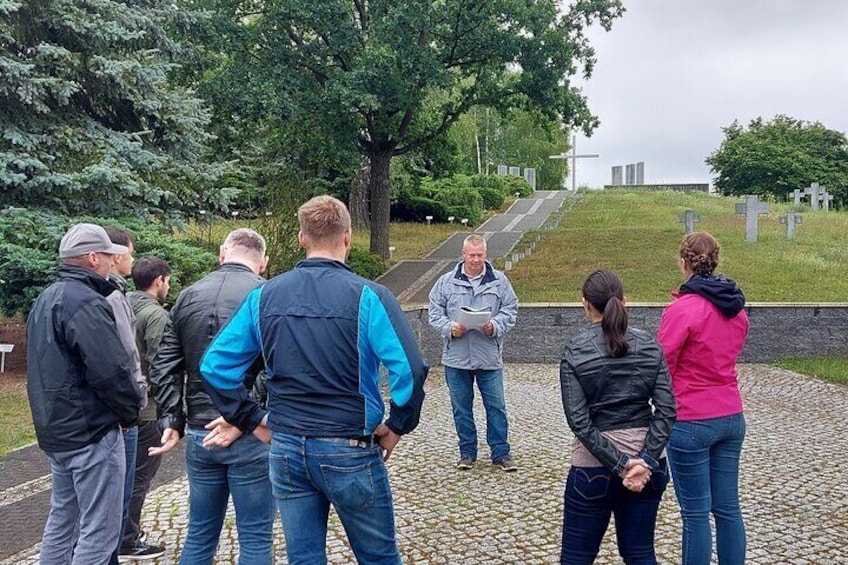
[
  {"x1": 667, "y1": 413, "x2": 746, "y2": 565},
  {"x1": 560, "y1": 459, "x2": 669, "y2": 564},
  {"x1": 181, "y1": 428, "x2": 274, "y2": 565},
  {"x1": 269, "y1": 433, "x2": 402, "y2": 565}
]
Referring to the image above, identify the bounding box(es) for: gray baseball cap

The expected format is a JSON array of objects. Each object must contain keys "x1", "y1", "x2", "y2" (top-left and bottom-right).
[{"x1": 59, "y1": 223, "x2": 129, "y2": 259}]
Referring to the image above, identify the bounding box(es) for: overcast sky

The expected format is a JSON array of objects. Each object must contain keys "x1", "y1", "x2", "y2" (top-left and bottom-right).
[{"x1": 570, "y1": 0, "x2": 848, "y2": 189}]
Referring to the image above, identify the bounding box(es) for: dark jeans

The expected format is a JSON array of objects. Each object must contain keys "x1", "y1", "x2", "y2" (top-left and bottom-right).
[
  {"x1": 444, "y1": 367, "x2": 511, "y2": 462},
  {"x1": 121, "y1": 420, "x2": 164, "y2": 549},
  {"x1": 560, "y1": 460, "x2": 669, "y2": 565}
]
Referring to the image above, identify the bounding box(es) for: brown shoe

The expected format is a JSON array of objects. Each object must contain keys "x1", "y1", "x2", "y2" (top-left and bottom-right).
[
  {"x1": 494, "y1": 458, "x2": 517, "y2": 472},
  {"x1": 456, "y1": 457, "x2": 476, "y2": 470}
]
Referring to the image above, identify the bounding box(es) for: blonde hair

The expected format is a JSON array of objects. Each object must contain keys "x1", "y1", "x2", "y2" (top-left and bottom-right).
[
  {"x1": 297, "y1": 195, "x2": 351, "y2": 246},
  {"x1": 680, "y1": 232, "x2": 720, "y2": 276}
]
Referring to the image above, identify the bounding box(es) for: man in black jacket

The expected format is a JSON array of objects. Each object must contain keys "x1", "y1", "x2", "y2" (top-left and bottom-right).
[
  {"x1": 148, "y1": 228, "x2": 274, "y2": 564},
  {"x1": 27, "y1": 223, "x2": 142, "y2": 565}
]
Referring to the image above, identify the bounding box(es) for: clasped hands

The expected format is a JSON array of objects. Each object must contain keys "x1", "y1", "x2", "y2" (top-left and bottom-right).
[
  {"x1": 621, "y1": 458, "x2": 652, "y2": 493},
  {"x1": 451, "y1": 321, "x2": 494, "y2": 337}
]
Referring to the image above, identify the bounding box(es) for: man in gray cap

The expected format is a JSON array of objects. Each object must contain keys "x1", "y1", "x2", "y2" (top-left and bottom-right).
[{"x1": 27, "y1": 223, "x2": 143, "y2": 565}]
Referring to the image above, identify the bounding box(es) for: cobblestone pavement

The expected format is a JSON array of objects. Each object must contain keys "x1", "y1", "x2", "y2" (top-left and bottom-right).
[{"x1": 3, "y1": 364, "x2": 847, "y2": 564}]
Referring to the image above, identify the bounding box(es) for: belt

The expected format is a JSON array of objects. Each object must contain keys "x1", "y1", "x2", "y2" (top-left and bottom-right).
[{"x1": 312, "y1": 435, "x2": 379, "y2": 448}]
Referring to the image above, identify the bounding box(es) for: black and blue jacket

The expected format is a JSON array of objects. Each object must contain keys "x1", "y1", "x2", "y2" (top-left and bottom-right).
[{"x1": 200, "y1": 258, "x2": 428, "y2": 437}]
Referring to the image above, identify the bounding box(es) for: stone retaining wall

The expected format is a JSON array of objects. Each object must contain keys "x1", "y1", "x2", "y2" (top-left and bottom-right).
[{"x1": 405, "y1": 303, "x2": 848, "y2": 364}]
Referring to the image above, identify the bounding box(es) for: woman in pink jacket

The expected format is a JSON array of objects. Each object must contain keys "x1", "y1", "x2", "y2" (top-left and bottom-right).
[{"x1": 657, "y1": 232, "x2": 749, "y2": 565}]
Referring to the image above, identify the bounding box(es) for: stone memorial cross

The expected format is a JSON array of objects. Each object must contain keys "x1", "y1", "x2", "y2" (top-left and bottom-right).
[
  {"x1": 819, "y1": 190, "x2": 834, "y2": 212},
  {"x1": 734, "y1": 195, "x2": 769, "y2": 242},
  {"x1": 804, "y1": 182, "x2": 823, "y2": 212},
  {"x1": 792, "y1": 188, "x2": 804, "y2": 207},
  {"x1": 779, "y1": 211, "x2": 803, "y2": 240},
  {"x1": 677, "y1": 209, "x2": 701, "y2": 234}
]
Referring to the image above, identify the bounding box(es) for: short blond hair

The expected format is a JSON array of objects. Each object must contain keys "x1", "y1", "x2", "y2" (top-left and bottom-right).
[{"x1": 298, "y1": 195, "x2": 351, "y2": 246}]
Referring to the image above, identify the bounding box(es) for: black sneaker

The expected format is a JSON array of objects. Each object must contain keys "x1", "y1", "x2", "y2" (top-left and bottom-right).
[
  {"x1": 118, "y1": 540, "x2": 166, "y2": 562},
  {"x1": 494, "y1": 458, "x2": 518, "y2": 472},
  {"x1": 456, "y1": 457, "x2": 476, "y2": 470}
]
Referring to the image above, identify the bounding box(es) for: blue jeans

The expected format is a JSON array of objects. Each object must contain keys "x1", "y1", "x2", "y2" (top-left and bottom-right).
[
  {"x1": 181, "y1": 428, "x2": 274, "y2": 565},
  {"x1": 109, "y1": 426, "x2": 138, "y2": 564},
  {"x1": 40, "y1": 427, "x2": 125, "y2": 565},
  {"x1": 444, "y1": 367, "x2": 510, "y2": 462},
  {"x1": 560, "y1": 460, "x2": 669, "y2": 564},
  {"x1": 667, "y1": 413, "x2": 746, "y2": 565},
  {"x1": 269, "y1": 433, "x2": 401, "y2": 565}
]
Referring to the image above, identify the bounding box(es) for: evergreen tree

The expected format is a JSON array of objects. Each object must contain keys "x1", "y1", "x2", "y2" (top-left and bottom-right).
[{"x1": 0, "y1": 0, "x2": 228, "y2": 221}]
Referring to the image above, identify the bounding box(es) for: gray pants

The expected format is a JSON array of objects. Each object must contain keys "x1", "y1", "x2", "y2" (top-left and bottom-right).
[{"x1": 40, "y1": 427, "x2": 126, "y2": 565}]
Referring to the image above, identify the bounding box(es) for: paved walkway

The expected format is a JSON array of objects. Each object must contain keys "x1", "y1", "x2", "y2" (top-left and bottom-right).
[
  {"x1": 377, "y1": 190, "x2": 574, "y2": 304},
  {"x1": 3, "y1": 364, "x2": 847, "y2": 563}
]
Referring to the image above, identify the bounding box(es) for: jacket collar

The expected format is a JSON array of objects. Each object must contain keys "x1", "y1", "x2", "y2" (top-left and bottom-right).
[
  {"x1": 218, "y1": 261, "x2": 258, "y2": 275},
  {"x1": 453, "y1": 261, "x2": 496, "y2": 285},
  {"x1": 296, "y1": 257, "x2": 354, "y2": 273},
  {"x1": 58, "y1": 264, "x2": 115, "y2": 297}
]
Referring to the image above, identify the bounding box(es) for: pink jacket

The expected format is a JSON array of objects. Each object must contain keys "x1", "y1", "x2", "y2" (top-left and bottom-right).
[{"x1": 657, "y1": 292, "x2": 748, "y2": 421}]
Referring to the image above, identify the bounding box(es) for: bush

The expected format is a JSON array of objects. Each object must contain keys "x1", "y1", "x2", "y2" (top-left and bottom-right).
[
  {"x1": 0, "y1": 208, "x2": 217, "y2": 316},
  {"x1": 391, "y1": 195, "x2": 450, "y2": 222},
  {"x1": 503, "y1": 175, "x2": 534, "y2": 197},
  {"x1": 347, "y1": 247, "x2": 387, "y2": 280},
  {"x1": 434, "y1": 183, "x2": 483, "y2": 225},
  {"x1": 478, "y1": 187, "x2": 506, "y2": 210},
  {"x1": 471, "y1": 174, "x2": 511, "y2": 197}
]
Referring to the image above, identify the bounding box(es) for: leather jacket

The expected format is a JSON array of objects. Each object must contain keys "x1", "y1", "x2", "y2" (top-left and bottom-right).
[
  {"x1": 560, "y1": 323, "x2": 676, "y2": 474},
  {"x1": 149, "y1": 263, "x2": 264, "y2": 434}
]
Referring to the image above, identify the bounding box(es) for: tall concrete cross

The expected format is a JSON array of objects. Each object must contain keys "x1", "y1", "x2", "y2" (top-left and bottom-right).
[
  {"x1": 804, "y1": 182, "x2": 823, "y2": 212},
  {"x1": 549, "y1": 135, "x2": 599, "y2": 191}
]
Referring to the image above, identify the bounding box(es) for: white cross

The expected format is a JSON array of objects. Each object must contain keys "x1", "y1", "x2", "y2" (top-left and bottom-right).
[{"x1": 549, "y1": 135, "x2": 600, "y2": 191}]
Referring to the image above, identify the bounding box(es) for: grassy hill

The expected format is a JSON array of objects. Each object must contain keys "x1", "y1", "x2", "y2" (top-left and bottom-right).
[{"x1": 508, "y1": 190, "x2": 848, "y2": 303}]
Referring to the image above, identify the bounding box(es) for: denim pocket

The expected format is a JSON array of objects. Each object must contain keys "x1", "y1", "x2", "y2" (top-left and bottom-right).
[
  {"x1": 320, "y1": 462, "x2": 375, "y2": 512},
  {"x1": 573, "y1": 468, "x2": 611, "y2": 501},
  {"x1": 268, "y1": 454, "x2": 292, "y2": 499}
]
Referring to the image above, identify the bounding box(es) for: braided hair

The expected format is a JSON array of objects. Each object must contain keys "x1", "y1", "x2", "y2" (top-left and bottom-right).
[{"x1": 680, "y1": 232, "x2": 720, "y2": 277}]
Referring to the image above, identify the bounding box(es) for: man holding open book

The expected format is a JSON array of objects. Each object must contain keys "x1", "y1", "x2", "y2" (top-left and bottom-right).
[{"x1": 428, "y1": 234, "x2": 519, "y2": 471}]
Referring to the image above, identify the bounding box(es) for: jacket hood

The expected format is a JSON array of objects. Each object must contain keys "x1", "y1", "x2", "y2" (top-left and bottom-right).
[{"x1": 678, "y1": 274, "x2": 746, "y2": 318}]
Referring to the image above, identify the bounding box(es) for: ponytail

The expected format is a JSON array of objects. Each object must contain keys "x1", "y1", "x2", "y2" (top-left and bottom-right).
[
  {"x1": 582, "y1": 269, "x2": 630, "y2": 358},
  {"x1": 601, "y1": 296, "x2": 629, "y2": 358}
]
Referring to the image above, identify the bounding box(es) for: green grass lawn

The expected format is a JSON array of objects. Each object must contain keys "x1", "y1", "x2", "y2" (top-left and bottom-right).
[
  {"x1": 0, "y1": 380, "x2": 35, "y2": 457},
  {"x1": 508, "y1": 190, "x2": 848, "y2": 302},
  {"x1": 775, "y1": 357, "x2": 848, "y2": 385}
]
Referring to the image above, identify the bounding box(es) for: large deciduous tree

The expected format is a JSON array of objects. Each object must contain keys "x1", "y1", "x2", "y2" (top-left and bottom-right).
[
  {"x1": 221, "y1": 0, "x2": 623, "y2": 258},
  {"x1": 0, "y1": 0, "x2": 227, "y2": 221},
  {"x1": 707, "y1": 115, "x2": 848, "y2": 206}
]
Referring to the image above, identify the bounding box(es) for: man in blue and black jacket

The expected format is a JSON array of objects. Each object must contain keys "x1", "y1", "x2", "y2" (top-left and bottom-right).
[{"x1": 201, "y1": 195, "x2": 428, "y2": 564}]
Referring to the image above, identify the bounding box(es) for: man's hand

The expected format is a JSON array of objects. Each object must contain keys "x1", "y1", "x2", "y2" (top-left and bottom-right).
[
  {"x1": 481, "y1": 321, "x2": 495, "y2": 336},
  {"x1": 252, "y1": 422, "x2": 272, "y2": 444},
  {"x1": 148, "y1": 427, "x2": 180, "y2": 457},
  {"x1": 451, "y1": 322, "x2": 467, "y2": 338},
  {"x1": 202, "y1": 416, "x2": 243, "y2": 448},
  {"x1": 373, "y1": 423, "x2": 401, "y2": 462}
]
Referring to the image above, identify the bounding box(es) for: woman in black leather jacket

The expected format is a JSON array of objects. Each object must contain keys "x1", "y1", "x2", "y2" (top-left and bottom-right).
[{"x1": 559, "y1": 270, "x2": 676, "y2": 565}]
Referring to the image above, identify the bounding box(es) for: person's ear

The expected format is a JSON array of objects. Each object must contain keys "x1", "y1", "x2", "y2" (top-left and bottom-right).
[{"x1": 259, "y1": 255, "x2": 269, "y2": 275}]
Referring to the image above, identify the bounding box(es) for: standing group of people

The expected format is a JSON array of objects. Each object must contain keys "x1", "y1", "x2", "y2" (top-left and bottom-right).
[{"x1": 26, "y1": 196, "x2": 747, "y2": 565}]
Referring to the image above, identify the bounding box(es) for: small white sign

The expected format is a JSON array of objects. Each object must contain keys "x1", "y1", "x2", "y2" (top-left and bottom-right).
[{"x1": 0, "y1": 344, "x2": 13, "y2": 353}]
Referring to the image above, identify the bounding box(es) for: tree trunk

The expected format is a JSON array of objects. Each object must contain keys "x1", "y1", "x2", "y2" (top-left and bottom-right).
[
  {"x1": 349, "y1": 155, "x2": 371, "y2": 230},
  {"x1": 368, "y1": 150, "x2": 393, "y2": 259}
]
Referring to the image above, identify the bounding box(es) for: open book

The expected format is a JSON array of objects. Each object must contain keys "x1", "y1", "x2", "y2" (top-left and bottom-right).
[{"x1": 457, "y1": 306, "x2": 491, "y2": 329}]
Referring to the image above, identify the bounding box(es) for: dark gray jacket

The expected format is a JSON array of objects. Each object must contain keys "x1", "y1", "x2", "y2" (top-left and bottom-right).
[
  {"x1": 26, "y1": 265, "x2": 141, "y2": 452},
  {"x1": 149, "y1": 262, "x2": 264, "y2": 435},
  {"x1": 560, "y1": 324, "x2": 676, "y2": 474}
]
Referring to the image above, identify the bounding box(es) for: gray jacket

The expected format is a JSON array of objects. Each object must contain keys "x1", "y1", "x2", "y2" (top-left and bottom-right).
[
  {"x1": 106, "y1": 274, "x2": 148, "y2": 413},
  {"x1": 428, "y1": 261, "x2": 518, "y2": 370}
]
